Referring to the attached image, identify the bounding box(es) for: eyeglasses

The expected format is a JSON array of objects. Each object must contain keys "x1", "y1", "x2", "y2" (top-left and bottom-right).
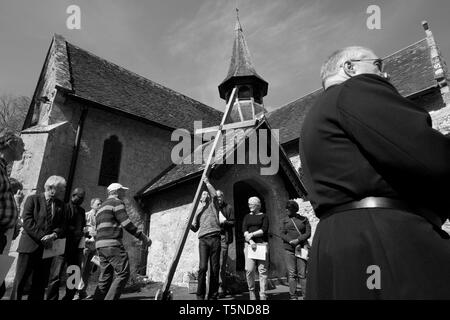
[{"x1": 349, "y1": 58, "x2": 383, "y2": 72}]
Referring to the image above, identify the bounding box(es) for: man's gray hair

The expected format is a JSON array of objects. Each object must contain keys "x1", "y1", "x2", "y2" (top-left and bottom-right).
[
  {"x1": 44, "y1": 175, "x2": 67, "y2": 189},
  {"x1": 248, "y1": 196, "x2": 261, "y2": 205},
  {"x1": 320, "y1": 46, "x2": 375, "y2": 88}
]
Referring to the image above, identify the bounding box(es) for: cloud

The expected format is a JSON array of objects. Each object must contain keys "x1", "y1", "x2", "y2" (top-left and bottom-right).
[{"x1": 161, "y1": 0, "x2": 362, "y2": 110}]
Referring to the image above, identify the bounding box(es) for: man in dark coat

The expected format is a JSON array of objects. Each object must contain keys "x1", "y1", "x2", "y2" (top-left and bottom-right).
[
  {"x1": 216, "y1": 190, "x2": 234, "y2": 297},
  {"x1": 46, "y1": 187, "x2": 86, "y2": 300},
  {"x1": 10, "y1": 176, "x2": 66, "y2": 300},
  {"x1": 300, "y1": 46, "x2": 450, "y2": 299}
]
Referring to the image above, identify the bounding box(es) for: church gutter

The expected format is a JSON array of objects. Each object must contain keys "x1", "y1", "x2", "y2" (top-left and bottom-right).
[{"x1": 65, "y1": 105, "x2": 88, "y2": 201}]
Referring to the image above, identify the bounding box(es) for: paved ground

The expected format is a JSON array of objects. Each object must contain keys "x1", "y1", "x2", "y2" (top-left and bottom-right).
[
  {"x1": 3, "y1": 281, "x2": 296, "y2": 301},
  {"x1": 120, "y1": 282, "x2": 294, "y2": 300}
]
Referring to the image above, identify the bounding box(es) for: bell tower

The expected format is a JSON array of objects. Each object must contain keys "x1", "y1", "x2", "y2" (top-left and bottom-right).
[{"x1": 218, "y1": 9, "x2": 269, "y2": 123}]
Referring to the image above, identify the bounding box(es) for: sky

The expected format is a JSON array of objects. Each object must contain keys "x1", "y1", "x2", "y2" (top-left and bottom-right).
[{"x1": 1, "y1": 0, "x2": 449, "y2": 112}]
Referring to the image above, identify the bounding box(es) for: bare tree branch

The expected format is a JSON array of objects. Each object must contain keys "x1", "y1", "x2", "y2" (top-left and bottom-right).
[{"x1": 0, "y1": 93, "x2": 30, "y2": 133}]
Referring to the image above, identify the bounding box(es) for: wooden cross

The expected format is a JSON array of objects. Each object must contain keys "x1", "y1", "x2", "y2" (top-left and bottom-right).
[{"x1": 155, "y1": 87, "x2": 261, "y2": 300}]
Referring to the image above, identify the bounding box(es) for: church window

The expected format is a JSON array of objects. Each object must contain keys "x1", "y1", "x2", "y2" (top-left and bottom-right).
[{"x1": 98, "y1": 135, "x2": 122, "y2": 186}]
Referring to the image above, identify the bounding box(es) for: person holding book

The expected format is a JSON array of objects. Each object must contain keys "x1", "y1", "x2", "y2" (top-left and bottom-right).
[
  {"x1": 242, "y1": 196, "x2": 269, "y2": 300},
  {"x1": 280, "y1": 200, "x2": 311, "y2": 300},
  {"x1": 10, "y1": 175, "x2": 66, "y2": 300}
]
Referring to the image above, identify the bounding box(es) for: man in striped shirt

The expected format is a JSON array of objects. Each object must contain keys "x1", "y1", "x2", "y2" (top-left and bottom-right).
[{"x1": 92, "y1": 183, "x2": 151, "y2": 300}]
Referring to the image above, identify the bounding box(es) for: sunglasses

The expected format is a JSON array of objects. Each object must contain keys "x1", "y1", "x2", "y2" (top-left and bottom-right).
[{"x1": 349, "y1": 58, "x2": 383, "y2": 72}]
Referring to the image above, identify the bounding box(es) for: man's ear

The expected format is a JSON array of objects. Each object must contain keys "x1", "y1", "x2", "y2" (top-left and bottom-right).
[{"x1": 343, "y1": 61, "x2": 356, "y2": 77}]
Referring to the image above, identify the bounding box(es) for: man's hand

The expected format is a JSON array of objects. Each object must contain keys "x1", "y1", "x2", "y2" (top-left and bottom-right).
[
  {"x1": 139, "y1": 234, "x2": 152, "y2": 247},
  {"x1": 41, "y1": 233, "x2": 57, "y2": 248},
  {"x1": 203, "y1": 177, "x2": 210, "y2": 185},
  {"x1": 14, "y1": 190, "x2": 24, "y2": 208},
  {"x1": 41, "y1": 233, "x2": 57, "y2": 242},
  {"x1": 244, "y1": 232, "x2": 253, "y2": 242},
  {"x1": 289, "y1": 239, "x2": 300, "y2": 246}
]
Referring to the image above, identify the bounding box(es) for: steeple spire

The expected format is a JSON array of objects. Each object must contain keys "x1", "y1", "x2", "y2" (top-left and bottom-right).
[
  {"x1": 218, "y1": 9, "x2": 268, "y2": 104},
  {"x1": 235, "y1": 7, "x2": 241, "y2": 32}
]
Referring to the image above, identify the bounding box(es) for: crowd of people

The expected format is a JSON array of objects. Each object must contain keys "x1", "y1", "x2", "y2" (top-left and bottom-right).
[
  {"x1": 0, "y1": 131, "x2": 151, "y2": 300},
  {"x1": 0, "y1": 129, "x2": 312, "y2": 301},
  {"x1": 190, "y1": 177, "x2": 311, "y2": 300}
]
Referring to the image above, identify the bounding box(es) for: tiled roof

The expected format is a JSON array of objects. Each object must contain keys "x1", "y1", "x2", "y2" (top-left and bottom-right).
[
  {"x1": 266, "y1": 89, "x2": 322, "y2": 145},
  {"x1": 141, "y1": 125, "x2": 256, "y2": 194},
  {"x1": 383, "y1": 38, "x2": 436, "y2": 96},
  {"x1": 267, "y1": 38, "x2": 438, "y2": 144},
  {"x1": 140, "y1": 118, "x2": 306, "y2": 196},
  {"x1": 54, "y1": 35, "x2": 222, "y2": 132}
]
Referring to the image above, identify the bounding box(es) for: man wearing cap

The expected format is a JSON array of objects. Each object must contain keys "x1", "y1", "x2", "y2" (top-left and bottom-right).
[{"x1": 92, "y1": 183, "x2": 151, "y2": 300}]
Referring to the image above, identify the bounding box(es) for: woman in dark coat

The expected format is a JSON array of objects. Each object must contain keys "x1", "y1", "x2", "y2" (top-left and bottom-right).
[{"x1": 280, "y1": 200, "x2": 311, "y2": 300}]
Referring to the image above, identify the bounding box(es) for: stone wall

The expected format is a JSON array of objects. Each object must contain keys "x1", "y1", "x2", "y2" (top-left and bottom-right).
[
  {"x1": 6, "y1": 121, "x2": 75, "y2": 287},
  {"x1": 7, "y1": 95, "x2": 178, "y2": 286},
  {"x1": 145, "y1": 162, "x2": 297, "y2": 286},
  {"x1": 64, "y1": 99, "x2": 177, "y2": 276},
  {"x1": 146, "y1": 179, "x2": 200, "y2": 285}
]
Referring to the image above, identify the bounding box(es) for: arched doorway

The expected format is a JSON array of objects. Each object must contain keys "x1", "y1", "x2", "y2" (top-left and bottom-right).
[{"x1": 233, "y1": 180, "x2": 266, "y2": 272}]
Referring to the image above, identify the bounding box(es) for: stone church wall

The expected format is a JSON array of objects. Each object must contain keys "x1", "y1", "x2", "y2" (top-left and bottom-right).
[
  {"x1": 146, "y1": 163, "x2": 296, "y2": 286},
  {"x1": 146, "y1": 179, "x2": 200, "y2": 286},
  {"x1": 64, "y1": 100, "x2": 177, "y2": 277}
]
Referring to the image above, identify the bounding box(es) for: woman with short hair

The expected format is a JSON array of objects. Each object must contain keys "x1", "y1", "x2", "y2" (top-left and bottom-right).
[{"x1": 242, "y1": 196, "x2": 269, "y2": 300}]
